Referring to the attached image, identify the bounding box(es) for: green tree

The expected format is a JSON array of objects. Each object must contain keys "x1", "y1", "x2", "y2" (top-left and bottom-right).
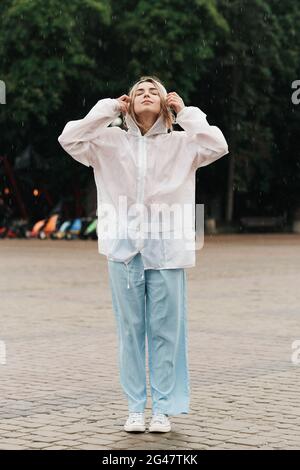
[
  {"x1": 0, "y1": 0, "x2": 113, "y2": 202},
  {"x1": 0, "y1": 0, "x2": 111, "y2": 149},
  {"x1": 207, "y1": 0, "x2": 300, "y2": 222},
  {"x1": 110, "y1": 0, "x2": 228, "y2": 101},
  {"x1": 1, "y1": 0, "x2": 300, "y2": 224}
]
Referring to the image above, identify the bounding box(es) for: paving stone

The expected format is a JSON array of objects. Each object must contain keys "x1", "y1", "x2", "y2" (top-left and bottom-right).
[{"x1": 0, "y1": 235, "x2": 299, "y2": 450}]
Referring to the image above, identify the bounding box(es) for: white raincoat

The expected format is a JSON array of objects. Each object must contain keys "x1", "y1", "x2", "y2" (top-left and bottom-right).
[{"x1": 58, "y1": 97, "x2": 229, "y2": 273}]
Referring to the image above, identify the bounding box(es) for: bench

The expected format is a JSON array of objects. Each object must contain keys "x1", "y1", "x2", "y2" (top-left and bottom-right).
[{"x1": 239, "y1": 216, "x2": 286, "y2": 231}]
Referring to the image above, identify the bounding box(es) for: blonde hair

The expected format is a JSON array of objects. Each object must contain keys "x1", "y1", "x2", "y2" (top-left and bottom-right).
[{"x1": 123, "y1": 75, "x2": 176, "y2": 134}]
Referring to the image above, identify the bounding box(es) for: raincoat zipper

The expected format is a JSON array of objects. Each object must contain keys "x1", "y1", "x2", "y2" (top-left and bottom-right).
[
  {"x1": 137, "y1": 135, "x2": 146, "y2": 204},
  {"x1": 136, "y1": 135, "x2": 146, "y2": 250},
  {"x1": 124, "y1": 135, "x2": 146, "y2": 289}
]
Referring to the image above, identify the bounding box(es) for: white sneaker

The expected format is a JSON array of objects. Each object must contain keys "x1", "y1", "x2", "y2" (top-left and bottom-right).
[
  {"x1": 124, "y1": 412, "x2": 146, "y2": 432},
  {"x1": 149, "y1": 413, "x2": 171, "y2": 432}
]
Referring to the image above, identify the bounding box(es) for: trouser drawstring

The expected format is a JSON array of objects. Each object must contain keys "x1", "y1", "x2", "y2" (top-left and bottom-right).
[
  {"x1": 124, "y1": 256, "x2": 144, "y2": 289},
  {"x1": 125, "y1": 261, "x2": 130, "y2": 289}
]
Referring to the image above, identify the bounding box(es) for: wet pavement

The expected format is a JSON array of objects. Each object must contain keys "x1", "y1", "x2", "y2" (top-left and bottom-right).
[{"x1": 0, "y1": 234, "x2": 299, "y2": 450}]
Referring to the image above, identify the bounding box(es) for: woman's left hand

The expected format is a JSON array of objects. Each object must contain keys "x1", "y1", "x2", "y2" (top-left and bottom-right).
[{"x1": 166, "y1": 92, "x2": 185, "y2": 114}]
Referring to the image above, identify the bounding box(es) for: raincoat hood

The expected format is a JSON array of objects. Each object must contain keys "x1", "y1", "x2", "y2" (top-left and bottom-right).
[{"x1": 124, "y1": 111, "x2": 169, "y2": 137}]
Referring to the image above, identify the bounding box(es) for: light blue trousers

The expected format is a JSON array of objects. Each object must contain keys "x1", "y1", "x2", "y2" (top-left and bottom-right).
[{"x1": 107, "y1": 252, "x2": 190, "y2": 416}]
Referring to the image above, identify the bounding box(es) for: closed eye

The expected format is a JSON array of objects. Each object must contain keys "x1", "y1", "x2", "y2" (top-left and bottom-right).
[{"x1": 136, "y1": 88, "x2": 158, "y2": 95}]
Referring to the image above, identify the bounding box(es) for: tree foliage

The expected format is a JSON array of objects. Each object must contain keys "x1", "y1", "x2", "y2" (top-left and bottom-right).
[{"x1": 0, "y1": 0, "x2": 299, "y2": 221}]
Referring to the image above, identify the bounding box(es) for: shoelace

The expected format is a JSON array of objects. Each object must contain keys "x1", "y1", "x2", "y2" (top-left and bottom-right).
[
  {"x1": 128, "y1": 412, "x2": 144, "y2": 423},
  {"x1": 151, "y1": 413, "x2": 169, "y2": 424}
]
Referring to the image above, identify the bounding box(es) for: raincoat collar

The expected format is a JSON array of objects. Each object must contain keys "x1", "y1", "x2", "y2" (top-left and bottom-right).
[{"x1": 125, "y1": 112, "x2": 168, "y2": 137}]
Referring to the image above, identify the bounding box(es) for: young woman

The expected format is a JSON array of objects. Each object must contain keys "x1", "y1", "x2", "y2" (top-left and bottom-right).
[{"x1": 58, "y1": 75, "x2": 229, "y2": 433}]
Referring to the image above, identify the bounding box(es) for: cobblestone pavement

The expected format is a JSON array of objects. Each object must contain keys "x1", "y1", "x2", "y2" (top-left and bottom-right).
[{"x1": 0, "y1": 234, "x2": 300, "y2": 450}]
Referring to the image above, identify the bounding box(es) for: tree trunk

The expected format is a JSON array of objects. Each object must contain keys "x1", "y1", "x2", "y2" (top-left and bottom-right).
[{"x1": 225, "y1": 62, "x2": 239, "y2": 223}]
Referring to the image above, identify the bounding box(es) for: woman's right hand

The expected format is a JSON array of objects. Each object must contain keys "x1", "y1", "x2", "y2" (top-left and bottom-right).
[{"x1": 116, "y1": 95, "x2": 131, "y2": 114}]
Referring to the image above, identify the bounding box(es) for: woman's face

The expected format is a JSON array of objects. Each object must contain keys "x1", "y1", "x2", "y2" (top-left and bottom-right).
[{"x1": 133, "y1": 81, "x2": 162, "y2": 117}]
